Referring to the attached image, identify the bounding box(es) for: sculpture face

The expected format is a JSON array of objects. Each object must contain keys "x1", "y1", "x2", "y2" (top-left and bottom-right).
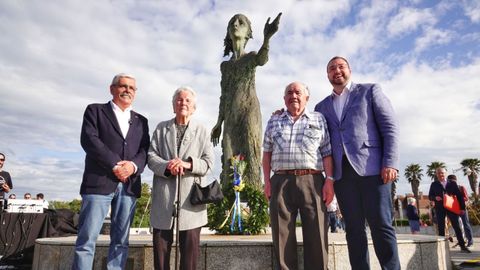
[{"x1": 228, "y1": 15, "x2": 250, "y2": 41}]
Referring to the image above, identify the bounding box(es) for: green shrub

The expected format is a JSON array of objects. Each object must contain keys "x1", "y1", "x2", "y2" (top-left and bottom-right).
[
  {"x1": 420, "y1": 213, "x2": 431, "y2": 226},
  {"x1": 392, "y1": 219, "x2": 409, "y2": 226},
  {"x1": 208, "y1": 180, "x2": 269, "y2": 235}
]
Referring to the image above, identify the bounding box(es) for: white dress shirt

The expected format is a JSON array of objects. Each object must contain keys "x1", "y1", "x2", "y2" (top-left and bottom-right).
[
  {"x1": 332, "y1": 81, "x2": 352, "y2": 121},
  {"x1": 110, "y1": 101, "x2": 132, "y2": 139}
]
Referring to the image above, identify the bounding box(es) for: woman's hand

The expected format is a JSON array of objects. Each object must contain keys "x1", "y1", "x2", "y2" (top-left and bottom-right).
[{"x1": 167, "y1": 158, "x2": 192, "y2": 176}]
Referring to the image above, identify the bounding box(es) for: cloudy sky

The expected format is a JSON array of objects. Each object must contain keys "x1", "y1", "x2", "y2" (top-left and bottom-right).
[{"x1": 1, "y1": 0, "x2": 479, "y2": 201}]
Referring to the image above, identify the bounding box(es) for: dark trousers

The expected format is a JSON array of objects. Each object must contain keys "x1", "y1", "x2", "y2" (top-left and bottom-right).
[
  {"x1": 152, "y1": 227, "x2": 201, "y2": 270},
  {"x1": 328, "y1": 212, "x2": 338, "y2": 233},
  {"x1": 435, "y1": 207, "x2": 466, "y2": 247},
  {"x1": 334, "y1": 158, "x2": 400, "y2": 270},
  {"x1": 460, "y1": 211, "x2": 474, "y2": 245},
  {"x1": 269, "y1": 173, "x2": 328, "y2": 270}
]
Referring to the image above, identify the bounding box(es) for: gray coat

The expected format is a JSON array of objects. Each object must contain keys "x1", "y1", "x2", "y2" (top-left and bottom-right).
[{"x1": 148, "y1": 118, "x2": 214, "y2": 231}]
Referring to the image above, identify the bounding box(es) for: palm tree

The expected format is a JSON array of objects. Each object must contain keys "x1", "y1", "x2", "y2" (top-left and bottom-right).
[
  {"x1": 460, "y1": 158, "x2": 480, "y2": 200},
  {"x1": 426, "y1": 161, "x2": 447, "y2": 181},
  {"x1": 404, "y1": 164, "x2": 423, "y2": 214}
]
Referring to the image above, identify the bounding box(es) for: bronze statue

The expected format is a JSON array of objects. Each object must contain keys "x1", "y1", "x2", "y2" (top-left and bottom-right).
[{"x1": 211, "y1": 13, "x2": 281, "y2": 187}]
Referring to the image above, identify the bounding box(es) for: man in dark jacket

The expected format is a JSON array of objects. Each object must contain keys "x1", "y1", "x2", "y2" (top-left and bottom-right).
[
  {"x1": 428, "y1": 168, "x2": 470, "y2": 252},
  {"x1": 406, "y1": 198, "x2": 420, "y2": 234},
  {"x1": 72, "y1": 73, "x2": 150, "y2": 269}
]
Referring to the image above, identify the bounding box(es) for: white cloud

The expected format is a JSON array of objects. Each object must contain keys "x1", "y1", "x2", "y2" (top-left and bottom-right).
[
  {"x1": 387, "y1": 7, "x2": 436, "y2": 37},
  {"x1": 461, "y1": 0, "x2": 480, "y2": 23},
  {"x1": 0, "y1": 0, "x2": 478, "y2": 200},
  {"x1": 414, "y1": 26, "x2": 453, "y2": 53}
]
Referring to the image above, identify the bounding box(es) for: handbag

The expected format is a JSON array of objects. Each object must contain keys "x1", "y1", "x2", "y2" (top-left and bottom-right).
[
  {"x1": 189, "y1": 178, "x2": 224, "y2": 205},
  {"x1": 443, "y1": 193, "x2": 461, "y2": 215}
]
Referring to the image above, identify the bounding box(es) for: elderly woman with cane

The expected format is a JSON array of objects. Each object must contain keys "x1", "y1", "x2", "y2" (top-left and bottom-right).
[{"x1": 148, "y1": 86, "x2": 214, "y2": 270}]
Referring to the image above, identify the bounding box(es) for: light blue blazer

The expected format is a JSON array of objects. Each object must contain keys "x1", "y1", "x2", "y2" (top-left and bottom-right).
[{"x1": 315, "y1": 83, "x2": 399, "y2": 180}]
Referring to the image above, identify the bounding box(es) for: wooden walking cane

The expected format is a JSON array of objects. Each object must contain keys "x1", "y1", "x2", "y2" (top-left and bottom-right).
[{"x1": 173, "y1": 174, "x2": 181, "y2": 270}]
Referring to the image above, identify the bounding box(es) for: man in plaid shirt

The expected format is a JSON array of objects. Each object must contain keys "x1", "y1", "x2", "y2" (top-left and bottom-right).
[{"x1": 263, "y1": 81, "x2": 334, "y2": 270}]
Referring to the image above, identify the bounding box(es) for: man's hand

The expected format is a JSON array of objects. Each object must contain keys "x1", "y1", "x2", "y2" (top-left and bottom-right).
[
  {"x1": 1, "y1": 183, "x2": 10, "y2": 193},
  {"x1": 271, "y1": 108, "x2": 284, "y2": 116},
  {"x1": 381, "y1": 167, "x2": 397, "y2": 184},
  {"x1": 323, "y1": 178, "x2": 334, "y2": 205},
  {"x1": 264, "y1": 178, "x2": 271, "y2": 200},
  {"x1": 113, "y1": 161, "x2": 135, "y2": 182}
]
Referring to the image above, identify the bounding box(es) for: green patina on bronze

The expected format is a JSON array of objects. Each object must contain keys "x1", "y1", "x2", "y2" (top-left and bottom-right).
[{"x1": 211, "y1": 13, "x2": 281, "y2": 188}]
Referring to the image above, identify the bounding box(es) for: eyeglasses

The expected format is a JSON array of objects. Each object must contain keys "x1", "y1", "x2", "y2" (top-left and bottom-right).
[{"x1": 116, "y1": 84, "x2": 137, "y2": 92}]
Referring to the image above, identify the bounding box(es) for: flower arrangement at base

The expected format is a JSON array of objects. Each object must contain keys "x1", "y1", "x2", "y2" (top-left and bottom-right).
[{"x1": 207, "y1": 154, "x2": 269, "y2": 235}]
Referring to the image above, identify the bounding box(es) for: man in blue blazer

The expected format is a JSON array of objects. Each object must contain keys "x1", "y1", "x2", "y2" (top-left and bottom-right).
[
  {"x1": 315, "y1": 57, "x2": 400, "y2": 269},
  {"x1": 72, "y1": 73, "x2": 150, "y2": 270}
]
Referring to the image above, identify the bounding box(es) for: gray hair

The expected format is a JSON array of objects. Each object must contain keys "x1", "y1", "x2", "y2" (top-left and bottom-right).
[
  {"x1": 172, "y1": 86, "x2": 197, "y2": 110},
  {"x1": 407, "y1": 197, "x2": 416, "y2": 205},
  {"x1": 284, "y1": 82, "x2": 310, "y2": 96},
  {"x1": 111, "y1": 73, "x2": 136, "y2": 86}
]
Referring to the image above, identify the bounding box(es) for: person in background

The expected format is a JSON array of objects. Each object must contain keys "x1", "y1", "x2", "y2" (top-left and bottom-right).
[
  {"x1": 148, "y1": 86, "x2": 214, "y2": 270},
  {"x1": 0, "y1": 153, "x2": 13, "y2": 200},
  {"x1": 36, "y1": 193, "x2": 50, "y2": 209},
  {"x1": 429, "y1": 168, "x2": 470, "y2": 252},
  {"x1": 406, "y1": 198, "x2": 420, "y2": 234},
  {"x1": 72, "y1": 73, "x2": 150, "y2": 270},
  {"x1": 24, "y1": 192, "x2": 32, "y2": 199},
  {"x1": 315, "y1": 56, "x2": 400, "y2": 269},
  {"x1": 263, "y1": 82, "x2": 334, "y2": 269},
  {"x1": 327, "y1": 196, "x2": 339, "y2": 233},
  {"x1": 448, "y1": 174, "x2": 474, "y2": 247},
  {"x1": 8, "y1": 193, "x2": 16, "y2": 199}
]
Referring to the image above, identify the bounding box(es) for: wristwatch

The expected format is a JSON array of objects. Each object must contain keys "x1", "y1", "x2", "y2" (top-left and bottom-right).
[{"x1": 326, "y1": 176, "x2": 334, "y2": 181}]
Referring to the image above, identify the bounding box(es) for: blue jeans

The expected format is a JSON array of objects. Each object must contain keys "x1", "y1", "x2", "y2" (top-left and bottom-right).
[
  {"x1": 72, "y1": 183, "x2": 137, "y2": 270},
  {"x1": 328, "y1": 212, "x2": 338, "y2": 232},
  {"x1": 460, "y1": 210, "x2": 474, "y2": 245}
]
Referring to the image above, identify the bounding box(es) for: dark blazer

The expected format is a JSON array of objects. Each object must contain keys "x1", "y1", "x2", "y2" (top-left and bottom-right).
[
  {"x1": 315, "y1": 83, "x2": 399, "y2": 180},
  {"x1": 428, "y1": 180, "x2": 465, "y2": 211},
  {"x1": 80, "y1": 102, "x2": 149, "y2": 197}
]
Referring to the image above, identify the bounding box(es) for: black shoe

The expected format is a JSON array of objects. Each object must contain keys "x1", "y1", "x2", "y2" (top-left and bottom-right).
[
  {"x1": 448, "y1": 236, "x2": 454, "y2": 242},
  {"x1": 461, "y1": 246, "x2": 472, "y2": 253}
]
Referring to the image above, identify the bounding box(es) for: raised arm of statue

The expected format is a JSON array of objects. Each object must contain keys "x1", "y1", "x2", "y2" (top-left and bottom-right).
[{"x1": 257, "y1": 13, "x2": 282, "y2": 66}]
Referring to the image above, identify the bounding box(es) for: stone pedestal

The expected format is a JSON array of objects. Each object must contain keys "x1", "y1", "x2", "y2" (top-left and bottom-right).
[{"x1": 32, "y1": 232, "x2": 450, "y2": 270}]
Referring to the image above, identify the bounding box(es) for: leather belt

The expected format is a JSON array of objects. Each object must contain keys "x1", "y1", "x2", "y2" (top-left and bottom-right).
[{"x1": 275, "y1": 169, "x2": 322, "y2": 176}]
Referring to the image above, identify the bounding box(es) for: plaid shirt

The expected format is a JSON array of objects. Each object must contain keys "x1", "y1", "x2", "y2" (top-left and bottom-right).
[{"x1": 263, "y1": 110, "x2": 332, "y2": 172}]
